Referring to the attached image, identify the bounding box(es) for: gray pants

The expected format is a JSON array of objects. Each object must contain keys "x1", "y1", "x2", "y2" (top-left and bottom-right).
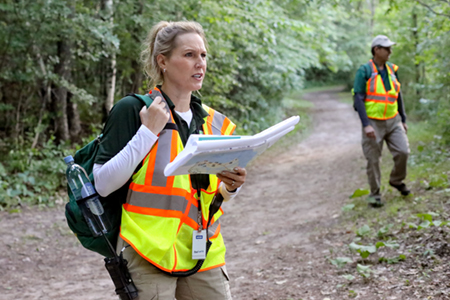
[{"x1": 362, "y1": 114, "x2": 410, "y2": 196}]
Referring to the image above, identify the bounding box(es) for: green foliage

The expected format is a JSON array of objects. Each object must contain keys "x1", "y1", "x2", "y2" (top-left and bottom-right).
[
  {"x1": 378, "y1": 254, "x2": 406, "y2": 264},
  {"x1": 356, "y1": 224, "x2": 371, "y2": 237},
  {"x1": 329, "y1": 257, "x2": 352, "y2": 268},
  {"x1": 341, "y1": 274, "x2": 355, "y2": 281},
  {"x1": 349, "y1": 242, "x2": 377, "y2": 259},
  {"x1": 407, "y1": 212, "x2": 449, "y2": 230},
  {"x1": 342, "y1": 203, "x2": 355, "y2": 212},
  {"x1": 349, "y1": 188, "x2": 370, "y2": 198},
  {"x1": 375, "y1": 240, "x2": 399, "y2": 249},
  {"x1": 374, "y1": 0, "x2": 450, "y2": 143},
  {"x1": 0, "y1": 136, "x2": 67, "y2": 209},
  {"x1": 356, "y1": 264, "x2": 372, "y2": 278}
]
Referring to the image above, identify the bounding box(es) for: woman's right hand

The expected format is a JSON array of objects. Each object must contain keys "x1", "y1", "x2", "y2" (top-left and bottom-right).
[{"x1": 140, "y1": 96, "x2": 170, "y2": 135}]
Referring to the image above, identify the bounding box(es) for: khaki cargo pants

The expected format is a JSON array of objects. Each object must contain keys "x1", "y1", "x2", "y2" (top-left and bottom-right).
[
  {"x1": 116, "y1": 236, "x2": 232, "y2": 300},
  {"x1": 362, "y1": 114, "x2": 410, "y2": 196}
]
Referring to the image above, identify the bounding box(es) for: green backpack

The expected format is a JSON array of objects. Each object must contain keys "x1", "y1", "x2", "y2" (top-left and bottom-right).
[{"x1": 65, "y1": 94, "x2": 153, "y2": 257}]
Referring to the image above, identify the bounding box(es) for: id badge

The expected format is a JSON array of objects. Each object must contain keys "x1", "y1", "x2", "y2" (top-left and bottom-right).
[{"x1": 192, "y1": 230, "x2": 207, "y2": 260}]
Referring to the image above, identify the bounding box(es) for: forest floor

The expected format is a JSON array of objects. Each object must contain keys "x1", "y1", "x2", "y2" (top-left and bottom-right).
[{"x1": 1, "y1": 87, "x2": 450, "y2": 300}]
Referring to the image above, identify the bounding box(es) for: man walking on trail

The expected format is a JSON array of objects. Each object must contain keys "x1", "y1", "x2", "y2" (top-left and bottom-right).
[{"x1": 353, "y1": 35, "x2": 410, "y2": 207}]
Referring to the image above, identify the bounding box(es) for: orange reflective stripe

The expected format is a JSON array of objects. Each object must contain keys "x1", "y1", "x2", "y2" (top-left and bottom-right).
[
  {"x1": 221, "y1": 117, "x2": 231, "y2": 134},
  {"x1": 130, "y1": 183, "x2": 195, "y2": 201},
  {"x1": 369, "y1": 59, "x2": 378, "y2": 73},
  {"x1": 205, "y1": 110, "x2": 214, "y2": 135},
  {"x1": 178, "y1": 202, "x2": 198, "y2": 232},
  {"x1": 222, "y1": 119, "x2": 236, "y2": 135},
  {"x1": 197, "y1": 262, "x2": 226, "y2": 273},
  {"x1": 144, "y1": 143, "x2": 158, "y2": 186},
  {"x1": 366, "y1": 99, "x2": 389, "y2": 104},
  {"x1": 172, "y1": 244, "x2": 178, "y2": 271},
  {"x1": 383, "y1": 99, "x2": 388, "y2": 118},
  {"x1": 123, "y1": 203, "x2": 199, "y2": 230},
  {"x1": 124, "y1": 203, "x2": 185, "y2": 219},
  {"x1": 170, "y1": 128, "x2": 178, "y2": 162},
  {"x1": 209, "y1": 223, "x2": 221, "y2": 239}
]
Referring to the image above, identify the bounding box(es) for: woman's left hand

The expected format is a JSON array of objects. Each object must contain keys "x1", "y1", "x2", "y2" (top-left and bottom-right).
[{"x1": 216, "y1": 167, "x2": 247, "y2": 191}]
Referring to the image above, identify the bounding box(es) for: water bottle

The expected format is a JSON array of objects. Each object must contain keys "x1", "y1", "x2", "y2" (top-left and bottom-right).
[{"x1": 64, "y1": 155, "x2": 110, "y2": 237}]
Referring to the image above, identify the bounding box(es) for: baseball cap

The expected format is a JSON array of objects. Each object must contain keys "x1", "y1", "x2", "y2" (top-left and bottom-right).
[{"x1": 371, "y1": 35, "x2": 396, "y2": 48}]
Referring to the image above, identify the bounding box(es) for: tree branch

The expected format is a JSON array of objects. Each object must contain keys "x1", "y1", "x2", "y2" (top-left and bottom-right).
[{"x1": 416, "y1": 0, "x2": 450, "y2": 18}]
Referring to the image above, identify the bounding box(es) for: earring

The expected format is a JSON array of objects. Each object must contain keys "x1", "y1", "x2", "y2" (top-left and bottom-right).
[{"x1": 163, "y1": 69, "x2": 166, "y2": 73}]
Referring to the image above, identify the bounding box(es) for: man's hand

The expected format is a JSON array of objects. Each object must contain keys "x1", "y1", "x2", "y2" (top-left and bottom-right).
[
  {"x1": 216, "y1": 167, "x2": 247, "y2": 192},
  {"x1": 364, "y1": 125, "x2": 376, "y2": 139},
  {"x1": 140, "y1": 96, "x2": 170, "y2": 135},
  {"x1": 402, "y1": 122, "x2": 408, "y2": 134}
]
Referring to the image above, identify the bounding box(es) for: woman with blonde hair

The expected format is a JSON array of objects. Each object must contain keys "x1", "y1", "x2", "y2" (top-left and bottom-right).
[{"x1": 93, "y1": 20, "x2": 246, "y2": 299}]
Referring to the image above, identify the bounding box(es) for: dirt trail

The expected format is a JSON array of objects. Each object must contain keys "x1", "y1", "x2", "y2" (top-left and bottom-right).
[{"x1": 0, "y1": 88, "x2": 367, "y2": 299}]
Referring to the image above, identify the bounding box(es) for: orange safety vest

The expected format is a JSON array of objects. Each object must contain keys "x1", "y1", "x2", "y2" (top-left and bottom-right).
[
  {"x1": 120, "y1": 88, "x2": 236, "y2": 274},
  {"x1": 365, "y1": 59, "x2": 401, "y2": 120}
]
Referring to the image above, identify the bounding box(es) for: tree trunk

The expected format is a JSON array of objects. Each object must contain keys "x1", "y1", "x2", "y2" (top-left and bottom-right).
[
  {"x1": 367, "y1": 0, "x2": 375, "y2": 37},
  {"x1": 52, "y1": 39, "x2": 71, "y2": 143},
  {"x1": 102, "y1": 0, "x2": 116, "y2": 116},
  {"x1": 131, "y1": 59, "x2": 143, "y2": 93},
  {"x1": 67, "y1": 93, "x2": 81, "y2": 141},
  {"x1": 412, "y1": 10, "x2": 421, "y2": 97},
  {"x1": 130, "y1": 1, "x2": 144, "y2": 93}
]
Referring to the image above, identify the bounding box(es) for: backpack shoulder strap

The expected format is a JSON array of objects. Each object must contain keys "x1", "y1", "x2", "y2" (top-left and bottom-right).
[{"x1": 126, "y1": 93, "x2": 153, "y2": 108}]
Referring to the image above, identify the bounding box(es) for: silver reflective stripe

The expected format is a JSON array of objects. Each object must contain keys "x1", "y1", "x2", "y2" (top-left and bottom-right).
[
  {"x1": 147, "y1": 92, "x2": 176, "y2": 188},
  {"x1": 387, "y1": 96, "x2": 397, "y2": 103},
  {"x1": 387, "y1": 66, "x2": 399, "y2": 91},
  {"x1": 368, "y1": 61, "x2": 377, "y2": 93},
  {"x1": 366, "y1": 95, "x2": 386, "y2": 101},
  {"x1": 129, "y1": 191, "x2": 188, "y2": 211},
  {"x1": 129, "y1": 190, "x2": 199, "y2": 224},
  {"x1": 366, "y1": 95, "x2": 397, "y2": 103},
  {"x1": 188, "y1": 205, "x2": 198, "y2": 222},
  {"x1": 391, "y1": 76, "x2": 400, "y2": 91},
  {"x1": 211, "y1": 111, "x2": 226, "y2": 135},
  {"x1": 152, "y1": 129, "x2": 172, "y2": 187},
  {"x1": 208, "y1": 219, "x2": 220, "y2": 237},
  {"x1": 369, "y1": 76, "x2": 376, "y2": 93}
]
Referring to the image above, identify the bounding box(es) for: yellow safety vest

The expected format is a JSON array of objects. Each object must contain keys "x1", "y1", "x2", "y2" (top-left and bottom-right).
[
  {"x1": 365, "y1": 59, "x2": 401, "y2": 120},
  {"x1": 120, "y1": 88, "x2": 236, "y2": 274}
]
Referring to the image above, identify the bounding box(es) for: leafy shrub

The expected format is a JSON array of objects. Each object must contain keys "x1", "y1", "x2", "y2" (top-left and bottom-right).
[{"x1": 0, "y1": 136, "x2": 68, "y2": 209}]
